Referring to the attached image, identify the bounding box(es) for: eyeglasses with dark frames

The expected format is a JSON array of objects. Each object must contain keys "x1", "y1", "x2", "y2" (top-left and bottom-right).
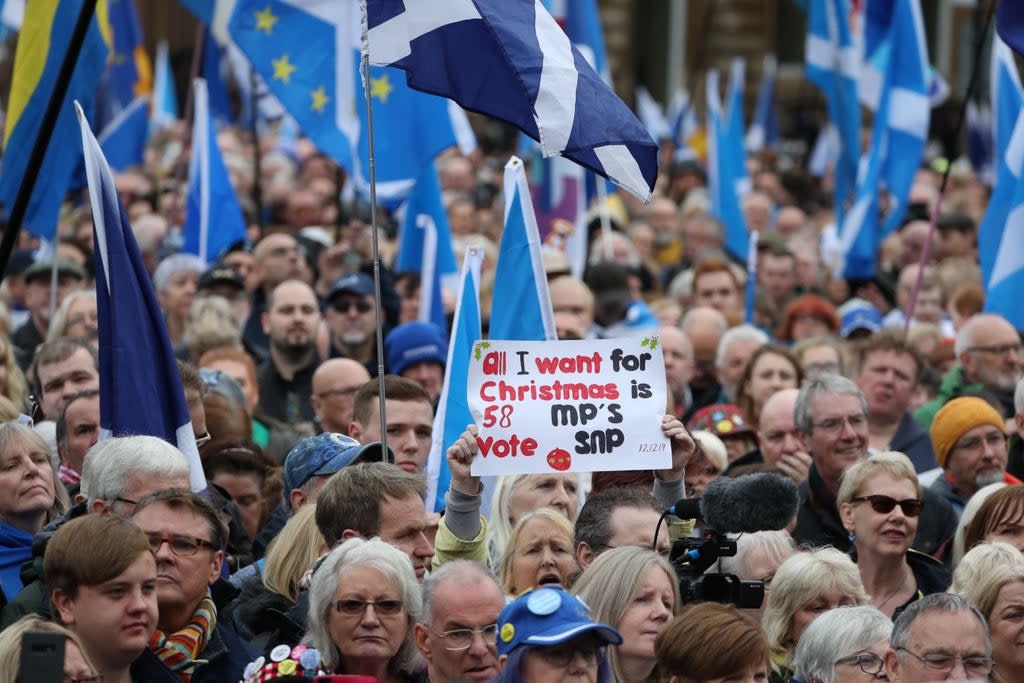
[
  {"x1": 145, "y1": 533, "x2": 218, "y2": 557},
  {"x1": 834, "y1": 653, "x2": 885, "y2": 676},
  {"x1": 333, "y1": 599, "x2": 404, "y2": 617}
]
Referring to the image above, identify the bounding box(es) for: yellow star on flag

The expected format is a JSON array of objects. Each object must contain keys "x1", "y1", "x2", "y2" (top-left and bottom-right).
[
  {"x1": 370, "y1": 73, "x2": 394, "y2": 103},
  {"x1": 272, "y1": 54, "x2": 296, "y2": 84},
  {"x1": 255, "y1": 5, "x2": 278, "y2": 34},
  {"x1": 311, "y1": 86, "x2": 329, "y2": 113}
]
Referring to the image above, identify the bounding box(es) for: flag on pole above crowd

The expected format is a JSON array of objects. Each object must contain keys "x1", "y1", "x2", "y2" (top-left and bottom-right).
[
  {"x1": 75, "y1": 102, "x2": 207, "y2": 492},
  {"x1": 94, "y1": 0, "x2": 151, "y2": 130},
  {"x1": 362, "y1": 0, "x2": 658, "y2": 202},
  {"x1": 635, "y1": 86, "x2": 671, "y2": 142},
  {"x1": 998, "y1": 0, "x2": 1024, "y2": 56},
  {"x1": 97, "y1": 94, "x2": 150, "y2": 172},
  {"x1": 706, "y1": 69, "x2": 749, "y2": 263},
  {"x1": 668, "y1": 89, "x2": 703, "y2": 161},
  {"x1": 746, "y1": 55, "x2": 779, "y2": 152},
  {"x1": 150, "y1": 40, "x2": 178, "y2": 136},
  {"x1": 725, "y1": 58, "x2": 751, "y2": 198},
  {"x1": 981, "y1": 110, "x2": 1024, "y2": 331}
]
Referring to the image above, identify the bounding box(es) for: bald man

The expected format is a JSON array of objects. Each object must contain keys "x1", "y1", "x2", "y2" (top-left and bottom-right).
[
  {"x1": 680, "y1": 306, "x2": 729, "y2": 418},
  {"x1": 311, "y1": 358, "x2": 372, "y2": 434},
  {"x1": 727, "y1": 388, "x2": 812, "y2": 483}
]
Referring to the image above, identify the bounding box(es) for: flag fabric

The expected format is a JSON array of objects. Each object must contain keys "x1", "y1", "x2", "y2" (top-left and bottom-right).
[
  {"x1": 560, "y1": 0, "x2": 609, "y2": 81},
  {"x1": 667, "y1": 89, "x2": 703, "y2": 161},
  {"x1": 805, "y1": 0, "x2": 861, "y2": 223},
  {"x1": 0, "y1": 0, "x2": 107, "y2": 240},
  {"x1": 746, "y1": 55, "x2": 779, "y2": 152},
  {"x1": 74, "y1": 101, "x2": 206, "y2": 492},
  {"x1": 982, "y1": 109, "x2": 1024, "y2": 331},
  {"x1": 998, "y1": 0, "x2": 1024, "y2": 57},
  {"x1": 201, "y1": 29, "x2": 234, "y2": 126},
  {"x1": 150, "y1": 40, "x2": 178, "y2": 135},
  {"x1": 744, "y1": 230, "x2": 759, "y2": 324},
  {"x1": 706, "y1": 69, "x2": 749, "y2": 263},
  {"x1": 363, "y1": 0, "x2": 658, "y2": 201},
  {"x1": 394, "y1": 164, "x2": 458, "y2": 332},
  {"x1": 725, "y1": 58, "x2": 751, "y2": 199},
  {"x1": 425, "y1": 245, "x2": 483, "y2": 512},
  {"x1": 95, "y1": 0, "x2": 151, "y2": 128},
  {"x1": 967, "y1": 100, "x2": 993, "y2": 185},
  {"x1": 635, "y1": 86, "x2": 670, "y2": 141},
  {"x1": 182, "y1": 78, "x2": 248, "y2": 266},
  {"x1": 808, "y1": 123, "x2": 839, "y2": 177},
  {"x1": 531, "y1": 154, "x2": 588, "y2": 279},
  {"x1": 97, "y1": 94, "x2": 149, "y2": 172},
  {"x1": 490, "y1": 157, "x2": 559, "y2": 342}
]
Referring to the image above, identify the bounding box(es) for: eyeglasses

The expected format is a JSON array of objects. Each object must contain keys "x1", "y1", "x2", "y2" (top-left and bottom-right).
[
  {"x1": 316, "y1": 386, "x2": 361, "y2": 400},
  {"x1": 534, "y1": 642, "x2": 605, "y2": 667},
  {"x1": 968, "y1": 343, "x2": 1023, "y2": 356},
  {"x1": 955, "y1": 430, "x2": 1007, "y2": 455},
  {"x1": 851, "y1": 495, "x2": 924, "y2": 517},
  {"x1": 333, "y1": 599, "x2": 404, "y2": 617},
  {"x1": 331, "y1": 300, "x2": 372, "y2": 314},
  {"x1": 811, "y1": 413, "x2": 867, "y2": 435},
  {"x1": 835, "y1": 653, "x2": 885, "y2": 676},
  {"x1": 146, "y1": 533, "x2": 218, "y2": 557},
  {"x1": 195, "y1": 430, "x2": 212, "y2": 448},
  {"x1": 895, "y1": 647, "x2": 993, "y2": 677},
  {"x1": 427, "y1": 624, "x2": 498, "y2": 650}
]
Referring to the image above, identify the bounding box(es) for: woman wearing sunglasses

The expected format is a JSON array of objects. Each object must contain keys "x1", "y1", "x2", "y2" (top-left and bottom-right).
[{"x1": 837, "y1": 451, "x2": 951, "y2": 620}]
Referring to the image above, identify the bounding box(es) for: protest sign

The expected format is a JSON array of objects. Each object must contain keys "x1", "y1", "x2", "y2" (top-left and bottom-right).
[{"x1": 467, "y1": 335, "x2": 669, "y2": 476}]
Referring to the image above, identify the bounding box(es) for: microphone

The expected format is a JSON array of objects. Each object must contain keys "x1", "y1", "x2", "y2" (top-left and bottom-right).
[{"x1": 667, "y1": 472, "x2": 800, "y2": 533}]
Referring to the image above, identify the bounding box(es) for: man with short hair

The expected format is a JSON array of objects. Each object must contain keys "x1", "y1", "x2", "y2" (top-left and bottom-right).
[
  {"x1": 854, "y1": 329, "x2": 938, "y2": 473},
  {"x1": 548, "y1": 276, "x2": 595, "y2": 337},
  {"x1": 727, "y1": 387, "x2": 811, "y2": 482},
  {"x1": 241, "y1": 233, "x2": 305, "y2": 360},
  {"x1": 660, "y1": 326, "x2": 694, "y2": 421},
  {"x1": 573, "y1": 487, "x2": 668, "y2": 569},
  {"x1": 32, "y1": 337, "x2": 99, "y2": 421},
  {"x1": 715, "y1": 325, "x2": 769, "y2": 403},
  {"x1": 55, "y1": 388, "x2": 100, "y2": 488},
  {"x1": 758, "y1": 243, "x2": 798, "y2": 311},
  {"x1": 885, "y1": 593, "x2": 993, "y2": 683},
  {"x1": 325, "y1": 272, "x2": 379, "y2": 371},
  {"x1": 386, "y1": 321, "x2": 448, "y2": 402},
  {"x1": 680, "y1": 306, "x2": 728, "y2": 415},
  {"x1": 691, "y1": 260, "x2": 743, "y2": 322},
  {"x1": 310, "y1": 357, "x2": 372, "y2": 434},
  {"x1": 132, "y1": 490, "x2": 256, "y2": 682},
  {"x1": 916, "y1": 313, "x2": 1024, "y2": 427},
  {"x1": 415, "y1": 561, "x2": 505, "y2": 683},
  {"x1": 258, "y1": 279, "x2": 321, "y2": 428},
  {"x1": 349, "y1": 375, "x2": 434, "y2": 474}
]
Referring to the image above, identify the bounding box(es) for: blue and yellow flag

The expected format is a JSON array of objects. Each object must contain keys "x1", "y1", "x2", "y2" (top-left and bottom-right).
[
  {"x1": 97, "y1": 0, "x2": 151, "y2": 122},
  {"x1": 0, "y1": 0, "x2": 108, "y2": 240}
]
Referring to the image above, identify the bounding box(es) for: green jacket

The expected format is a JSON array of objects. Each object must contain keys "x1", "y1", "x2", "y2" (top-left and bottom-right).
[{"x1": 914, "y1": 367, "x2": 987, "y2": 430}]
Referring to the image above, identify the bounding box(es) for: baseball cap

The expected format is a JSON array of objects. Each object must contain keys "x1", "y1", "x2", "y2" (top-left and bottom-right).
[
  {"x1": 198, "y1": 265, "x2": 245, "y2": 291},
  {"x1": 839, "y1": 302, "x2": 882, "y2": 339},
  {"x1": 24, "y1": 258, "x2": 86, "y2": 284},
  {"x1": 282, "y1": 433, "x2": 392, "y2": 508},
  {"x1": 328, "y1": 272, "x2": 374, "y2": 300},
  {"x1": 497, "y1": 587, "x2": 622, "y2": 657},
  {"x1": 385, "y1": 322, "x2": 447, "y2": 376},
  {"x1": 687, "y1": 404, "x2": 755, "y2": 438}
]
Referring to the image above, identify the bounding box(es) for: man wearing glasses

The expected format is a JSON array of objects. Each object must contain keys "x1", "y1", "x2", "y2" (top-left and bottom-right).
[
  {"x1": 885, "y1": 593, "x2": 993, "y2": 682},
  {"x1": 415, "y1": 560, "x2": 505, "y2": 683},
  {"x1": 310, "y1": 357, "x2": 371, "y2": 435},
  {"x1": 916, "y1": 312, "x2": 1024, "y2": 428}
]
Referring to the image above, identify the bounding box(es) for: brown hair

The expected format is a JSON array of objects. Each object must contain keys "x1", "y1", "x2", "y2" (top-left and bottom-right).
[
  {"x1": 776, "y1": 294, "x2": 840, "y2": 342},
  {"x1": 315, "y1": 462, "x2": 425, "y2": 544},
  {"x1": 948, "y1": 282, "x2": 985, "y2": 319},
  {"x1": 692, "y1": 259, "x2": 741, "y2": 291},
  {"x1": 44, "y1": 514, "x2": 152, "y2": 598},
  {"x1": 735, "y1": 344, "x2": 803, "y2": 426},
  {"x1": 963, "y1": 486, "x2": 1024, "y2": 557},
  {"x1": 850, "y1": 327, "x2": 925, "y2": 383},
  {"x1": 351, "y1": 374, "x2": 431, "y2": 427},
  {"x1": 132, "y1": 488, "x2": 226, "y2": 550},
  {"x1": 655, "y1": 602, "x2": 769, "y2": 679},
  {"x1": 197, "y1": 346, "x2": 259, "y2": 391}
]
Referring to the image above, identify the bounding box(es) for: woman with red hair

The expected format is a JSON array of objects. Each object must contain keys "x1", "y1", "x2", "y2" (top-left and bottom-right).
[{"x1": 776, "y1": 294, "x2": 840, "y2": 343}]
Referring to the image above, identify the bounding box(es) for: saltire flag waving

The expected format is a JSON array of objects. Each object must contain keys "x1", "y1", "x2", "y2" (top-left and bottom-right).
[
  {"x1": 75, "y1": 102, "x2": 206, "y2": 492},
  {"x1": 362, "y1": 0, "x2": 658, "y2": 201},
  {"x1": 981, "y1": 108, "x2": 1024, "y2": 331},
  {"x1": 746, "y1": 55, "x2": 779, "y2": 152},
  {"x1": 706, "y1": 69, "x2": 749, "y2": 262}
]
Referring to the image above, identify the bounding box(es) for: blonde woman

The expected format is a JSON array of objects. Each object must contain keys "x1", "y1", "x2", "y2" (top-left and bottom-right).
[
  {"x1": 0, "y1": 336, "x2": 27, "y2": 413},
  {"x1": 499, "y1": 508, "x2": 577, "y2": 596}
]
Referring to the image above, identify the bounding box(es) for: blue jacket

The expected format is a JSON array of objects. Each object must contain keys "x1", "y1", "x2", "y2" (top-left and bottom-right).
[{"x1": 192, "y1": 621, "x2": 259, "y2": 683}]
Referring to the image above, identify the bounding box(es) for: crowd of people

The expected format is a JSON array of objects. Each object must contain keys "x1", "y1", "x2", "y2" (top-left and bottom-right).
[{"x1": 0, "y1": 96, "x2": 1014, "y2": 683}]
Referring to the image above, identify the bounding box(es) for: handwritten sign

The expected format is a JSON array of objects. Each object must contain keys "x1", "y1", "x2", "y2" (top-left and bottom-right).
[{"x1": 467, "y1": 336, "x2": 669, "y2": 476}]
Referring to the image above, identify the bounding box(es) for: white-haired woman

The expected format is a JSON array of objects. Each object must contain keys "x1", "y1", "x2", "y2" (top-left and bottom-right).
[
  {"x1": 306, "y1": 536, "x2": 424, "y2": 682},
  {"x1": 153, "y1": 253, "x2": 204, "y2": 344},
  {"x1": 792, "y1": 605, "x2": 892, "y2": 683},
  {"x1": 718, "y1": 530, "x2": 797, "y2": 615}
]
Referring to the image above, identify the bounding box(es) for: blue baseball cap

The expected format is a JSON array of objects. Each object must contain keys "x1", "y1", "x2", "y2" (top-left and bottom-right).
[
  {"x1": 839, "y1": 304, "x2": 882, "y2": 338},
  {"x1": 328, "y1": 272, "x2": 374, "y2": 300},
  {"x1": 385, "y1": 321, "x2": 447, "y2": 376},
  {"x1": 282, "y1": 433, "x2": 391, "y2": 508},
  {"x1": 496, "y1": 587, "x2": 622, "y2": 657}
]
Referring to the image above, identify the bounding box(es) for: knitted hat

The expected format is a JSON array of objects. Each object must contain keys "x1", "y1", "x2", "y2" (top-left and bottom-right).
[{"x1": 929, "y1": 397, "x2": 1006, "y2": 468}]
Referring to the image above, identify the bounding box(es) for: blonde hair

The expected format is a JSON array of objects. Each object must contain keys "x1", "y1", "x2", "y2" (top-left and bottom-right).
[
  {"x1": 837, "y1": 451, "x2": 921, "y2": 507},
  {"x1": 950, "y1": 541, "x2": 1024, "y2": 601},
  {"x1": 0, "y1": 615, "x2": 96, "y2": 682},
  {"x1": 499, "y1": 508, "x2": 575, "y2": 595},
  {"x1": 692, "y1": 430, "x2": 728, "y2": 472},
  {"x1": 182, "y1": 295, "x2": 242, "y2": 361},
  {"x1": 573, "y1": 546, "x2": 680, "y2": 683},
  {"x1": 263, "y1": 504, "x2": 327, "y2": 602},
  {"x1": 0, "y1": 336, "x2": 27, "y2": 412},
  {"x1": 0, "y1": 421, "x2": 68, "y2": 524},
  {"x1": 488, "y1": 474, "x2": 581, "y2": 569}
]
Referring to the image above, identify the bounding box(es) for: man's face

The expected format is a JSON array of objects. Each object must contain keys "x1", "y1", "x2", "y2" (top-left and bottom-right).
[
  {"x1": 377, "y1": 492, "x2": 435, "y2": 581},
  {"x1": 855, "y1": 350, "x2": 918, "y2": 419},
  {"x1": 351, "y1": 400, "x2": 433, "y2": 473},
  {"x1": 402, "y1": 361, "x2": 444, "y2": 402},
  {"x1": 682, "y1": 217, "x2": 721, "y2": 259},
  {"x1": 549, "y1": 280, "x2": 594, "y2": 332},
  {"x1": 759, "y1": 254, "x2": 797, "y2": 302},
  {"x1": 101, "y1": 471, "x2": 191, "y2": 516},
  {"x1": 254, "y1": 234, "x2": 303, "y2": 289},
  {"x1": 606, "y1": 505, "x2": 669, "y2": 556},
  {"x1": 415, "y1": 577, "x2": 505, "y2": 683},
  {"x1": 61, "y1": 394, "x2": 100, "y2": 472},
  {"x1": 804, "y1": 392, "x2": 869, "y2": 486},
  {"x1": 326, "y1": 294, "x2": 376, "y2": 346},
  {"x1": 25, "y1": 274, "x2": 83, "y2": 321},
  {"x1": 961, "y1": 318, "x2": 1024, "y2": 393},
  {"x1": 38, "y1": 348, "x2": 99, "y2": 420},
  {"x1": 694, "y1": 271, "x2": 741, "y2": 314},
  {"x1": 660, "y1": 328, "x2": 694, "y2": 394},
  {"x1": 53, "y1": 552, "x2": 159, "y2": 669},
  {"x1": 311, "y1": 364, "x2": 369, "y2": 434},
  {"x1": 686, "y1": 325, "x2": 722, "y2": 391},
  {"x1": 718, "y1": 339, "x2": 764, "y2": 401},
  {"x1": 886, "y1": 610, "x2": 991, "y2": 683},
  {"x1": 758, "y1": 394, "x2": 803, "y2": 466},
  {"x1": 946, "y1": 424, "x2": 1008, "y2": 496},
  {"x1": 262, "y1": 281, "x2": 320, "y2": 354}
]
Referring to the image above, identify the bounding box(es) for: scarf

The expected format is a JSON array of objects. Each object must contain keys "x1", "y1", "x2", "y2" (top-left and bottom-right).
[
  {"x1": 149, "y1": 594, "x2": 217, "y2": 682},
  {"x1": 59, "y1": 464, "x2": 81, "y2": 485},
  {"x1": 0, "y1": 522, "x2": 33, "y2": 600}
]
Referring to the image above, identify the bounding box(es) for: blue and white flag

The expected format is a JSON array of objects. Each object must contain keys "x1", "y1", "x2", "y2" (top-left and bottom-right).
[
  {"x1": 97, "y1": 95, "x2": 149, "y2": 172},
  {"x1": 998, "y1": 0, "x2": 1024, "y2": 57},
  {"x1": 395, "y1": 164, "x2": 458, "y2": 332},
  {"x1": 201, "y1": 29, "x2": 234, "y2": 127},
  {"x1": 746, "y1": 55, "x2": 779, "y2": 152},
  {"x1": 182, "y1": 78, "x2": 248, "y2": 266},
  {"x1": 725, "y1": 58, "x2": 751, "y2": 199},
  {"x1": 668, "y1": 89, "x2": 701, "y2": 161},
  {"x1": 531, "y1": 153, "x2": 588, "y2": 279},
  {"x1": 74, "y1": 101, "x2": 206, "y2": 492},
  {"x1": 363, "y1": 0, "x2": 658, "y2": 201},
  {"x1": 982, "y1": 110, "x2": 1024, "y2": 331},
  {"x1": 150, "y1": 40, "x2": 178, "y2": 135},
  {"x1": 425, "y1": 245, "x2": 483, "y2": 512},
  {"x1": 967, "y1": 101, "x2": 994, "y2": 186},
  {"x1": 706, "y1": 69, "x2": 749, "y2": 263},
  {"x1": 635, "y1": 86, "x2": 670, "y2": 142}
]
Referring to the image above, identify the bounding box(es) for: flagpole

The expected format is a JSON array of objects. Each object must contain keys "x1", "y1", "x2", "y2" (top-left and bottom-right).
[
  {"x1": 0, "y1": 0, "x2": 97, "y2": 285},
  {"x1": 361, "y1": 51, "x2": 390, "y2": 462},
  {"x1": 249, "y1": 67, "x2": 265, "y2": 236}
]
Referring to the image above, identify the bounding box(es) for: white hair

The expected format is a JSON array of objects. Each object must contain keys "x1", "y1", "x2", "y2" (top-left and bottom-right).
[
  {"x1": 715, "y1": 325, "x2": 770, "y2": 370},
  {"x1": 81, "y1": 436, "x2": 189, "y2": 508},
  {"x1": 792, "y1": 606, "x2": 892, "y2": 683}
]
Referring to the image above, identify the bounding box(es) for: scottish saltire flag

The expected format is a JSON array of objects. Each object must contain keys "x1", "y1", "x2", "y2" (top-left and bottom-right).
[
  {"x1": 668, "y1": 89, "x2": 702, "y2": 161},
  {"x1": 97, "y1": 95, "x2": 149, "y2": 172},
  {"x1": 95, "y1": 0, "x2": 151, "y2": 128},
  {"x1": 0, "y1": 0, "x2": 107, "y2": 240},
  {"x1": 706, "y1": 69, "x2": 749, "y2": 262},
  {"x1": 967, "y1": 101, "x2": 994, "y2": 185},
  {"x1": 998, "y1": 0, "x2": 1024, "y2": 56},
  {"x1": 395, "y1": 164, "x2": 458, "y2": 332},
  {"x1": 805, "y1": 0, "x2": 861, "y2": 222},
  {"x1": 860, "y1": 0, "x2": 947, "y2": 111},
  {"x1": 75, "y1": 102, "x2": 206, "y2": 491},
  {"x1": 725, "y1": 58, "x2": 751, "y2": 199},
  {"x1": 808, "y1": 124, "x2": 839, "y2": 177},
  {"x1": 982, "y1": 110, "x2": 1024, "y2": 330},
  {"x1": 558, "y1": 0, "x2": 609, "y2": 81},
  {"x1": 426, "y1": 245, "x2": 483, "y2": 512},
  {"x1": 746, "y1": 55, "x2": 779, "y2": 152},
  {"x1": 635, "y1": 86, "x2": 670, "y2": 141},
  {"x1": 150, "y1": 40, "x2": 178, "y2": 135},
  {"x1": 183, "y1": 79, "x2": 248, "y2": 265},
  {"x1": 532, "y1": 154, "x2": 588, "y2": 278},
  {"x1": 363, "y1": 0, "x2": 658, "y2": 201}
]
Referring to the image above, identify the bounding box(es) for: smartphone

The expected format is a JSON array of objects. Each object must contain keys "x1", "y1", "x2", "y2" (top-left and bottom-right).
[{"x1": 18, "y1": 632, "x2": 64, "y2": 683}]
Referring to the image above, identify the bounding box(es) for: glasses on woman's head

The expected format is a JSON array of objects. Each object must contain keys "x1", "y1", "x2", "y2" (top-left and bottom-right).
[
  {"x1": 533, "y1": 641, "x2": 605, "y2": 668},
  {"x1": 427, "y1": 624, "x2": 498, "y2": 651},
  {"x1": 851, "y1": 494, "x2": 924, "y2": 517},
  {"x1": 835, "y1": 653, "x2": 885, "y2": 676},
  {"x1": 333, "y1": 599, "x2": 404, "y2": 617}
]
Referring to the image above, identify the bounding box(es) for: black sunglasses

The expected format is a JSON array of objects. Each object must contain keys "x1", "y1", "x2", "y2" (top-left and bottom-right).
[
  {"x1": 331, "y1": 300, "x2": 372, "y2": 314},
  {"x1": 851, "y1": 495, "x2": 924, "y2": 517}
]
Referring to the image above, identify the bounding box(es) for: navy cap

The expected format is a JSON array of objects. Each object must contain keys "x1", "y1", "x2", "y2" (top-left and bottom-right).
[
  {"x1": 385, "y1": 322, "x2": 447, "y2": 376},
  {"x1": 328, "y1": 272, "x2": 374, "y2": 300},
  {"x1": 282, "y1": 433, "x2": 391, "y2": 508},
  {"x1": 496, "y1": 587, "x2": 622, "y2": 657},
  {"x1": 198, "y1": 265, "x2": 245, "y2": 291}
]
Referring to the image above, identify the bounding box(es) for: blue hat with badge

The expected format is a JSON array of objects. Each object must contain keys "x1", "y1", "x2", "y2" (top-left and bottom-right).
[
  {"x1": 496, "y1": 587, "x2": 623, "y2": 657},
  {"x1": 282, "y1": 433, "x2": 393, "y2": 509}
]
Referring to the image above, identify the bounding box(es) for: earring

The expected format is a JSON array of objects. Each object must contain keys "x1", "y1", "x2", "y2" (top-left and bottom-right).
[{"x1": 848, "y1": 532, "x2": 856, "y2": 543}]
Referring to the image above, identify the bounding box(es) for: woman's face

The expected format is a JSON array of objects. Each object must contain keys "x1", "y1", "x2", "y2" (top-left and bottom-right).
[
  {"x1": 748, "y1": 353, "x2": 799, "y2": 413},
  {"x1": 840, "y1": 473, "x2": 919, "y2": 559},
  {"x1": 508, "y1": 516, "x2": 577, "y2": 595},
  {"x1": 64, "y1": 642, "x2": 97, "y2": 682},
  {"x1": 616, "y1": 566, "x2": 675, "y2": 663},
  {"x1": 518, "y1": 634, "x2": 603, "y2": 683},
  {"x1": 328, "y1": 565, "x2": 409, "y2": 664},
  {"x1": 983, "y1": 505, "x2": 1024, "y2": 552},
  {"x1": 830, "y1": 639, "x2": 888, "y2": 683},
  {"x1": 160, "y1": 269, "x2": 198, "y2": 318},
  {"x1": 988, "y1": 580, "x2": 1024, "y2": 676},
  {"x1": 64, "y1": 296, "x2": 98, "y2": 341},
  {"x1": 0, "y1": 437, "x2": 55, "y2": 528},
  {"x1": 800, "y1": 345, "x2": 842, "y2": 380},
  {"x1": 788, "y1": 589, "x2": 859, "y2": 646},
  {"x1": 684, "y1": 449, "x2": 721, "y2": 497},
  {"x1": 508, "y1": 474, "x2": 579, "y2": 527}
]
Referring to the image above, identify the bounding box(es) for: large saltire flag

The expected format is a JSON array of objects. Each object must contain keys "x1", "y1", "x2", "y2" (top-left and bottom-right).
[
  {"x1": 706, "y1": 69, "x2": 749, "y2": 263},
  {"x1": 982, "y1": 109, "x2": 1024, "y2": 331}
]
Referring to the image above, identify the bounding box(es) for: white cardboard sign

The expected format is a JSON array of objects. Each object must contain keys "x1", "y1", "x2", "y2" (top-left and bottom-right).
[{"x1": 467, "y1": 336, "x2": 670, "y2": 475}]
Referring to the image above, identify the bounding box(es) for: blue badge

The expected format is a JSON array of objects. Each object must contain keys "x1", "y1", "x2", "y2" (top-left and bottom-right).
[{"x1": 527, "y1": 588, "x2": 561, "y2": 615}]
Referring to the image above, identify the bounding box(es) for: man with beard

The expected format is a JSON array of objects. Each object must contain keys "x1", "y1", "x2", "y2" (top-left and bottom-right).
[
  {"x1": 257, "y1": 279, "x2": 320, "y2": 429},
  {"x1": 325, "y1": 272, "x2": 381, "y2": 375},
  {"x1": 916, "y1": 313, "x2": 1024, "y2": 427}
]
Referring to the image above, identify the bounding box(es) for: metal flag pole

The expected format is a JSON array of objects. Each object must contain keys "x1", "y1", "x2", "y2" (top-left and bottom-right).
[
  {"x1": 361, "y1": 50, "x2": 390, "y2": 463},
  {"x1": 249, "y1": 67, "x2": 266, "y2": 237}
]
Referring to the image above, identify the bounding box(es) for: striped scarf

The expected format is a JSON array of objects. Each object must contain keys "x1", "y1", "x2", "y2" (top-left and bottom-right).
[{"x1": 149, "y1": 594, "x2": 217, "y2": 681}]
